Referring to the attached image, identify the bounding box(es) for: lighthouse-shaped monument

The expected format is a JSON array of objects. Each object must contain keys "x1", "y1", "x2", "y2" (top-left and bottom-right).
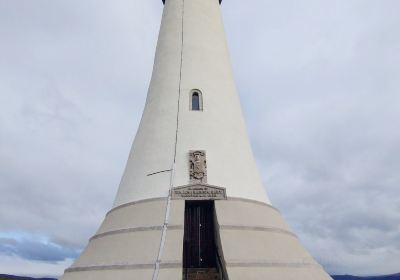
[{"x1": 61, "y1": 0, "x2": 332, "y2": 279}]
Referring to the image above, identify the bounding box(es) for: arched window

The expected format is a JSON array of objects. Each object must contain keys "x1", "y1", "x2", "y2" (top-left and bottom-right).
[{"x1": 191, "y1": 90, "x2": 203, "y2": 111}]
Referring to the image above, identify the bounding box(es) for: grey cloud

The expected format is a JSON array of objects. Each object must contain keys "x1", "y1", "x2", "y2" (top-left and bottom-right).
[
  {"x1": 0, "y1": 237, "x2": 79, "y2": 262},
  {"x1": 1, "y1": 0, "x2": 399, "y2": 276},
  {"x1": 0, "y1": 0, "x2": 163, "y2": 251},
  {"x1": 223, "y1": 0, "x2": 400, "y2": 275}
]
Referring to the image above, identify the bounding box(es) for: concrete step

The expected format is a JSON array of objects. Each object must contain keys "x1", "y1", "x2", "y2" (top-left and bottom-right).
[{"x1": 183, "y1": 268, "x2": 221, "y2": 280}]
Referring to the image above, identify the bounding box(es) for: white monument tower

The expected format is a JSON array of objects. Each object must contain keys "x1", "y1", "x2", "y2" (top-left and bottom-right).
[{"x1": 61, "y1": 0, "x2": 332, "y2": 279}]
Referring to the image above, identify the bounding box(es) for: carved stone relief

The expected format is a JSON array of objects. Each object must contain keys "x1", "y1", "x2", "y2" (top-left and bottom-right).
[{"x1": 190, "y1": 150, "x2": 207, "y2": 184}]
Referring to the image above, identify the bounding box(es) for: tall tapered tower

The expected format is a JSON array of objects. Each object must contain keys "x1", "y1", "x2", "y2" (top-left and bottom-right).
[{"x1": 60, "y1": 0, "x2": 332, "y2": 279}]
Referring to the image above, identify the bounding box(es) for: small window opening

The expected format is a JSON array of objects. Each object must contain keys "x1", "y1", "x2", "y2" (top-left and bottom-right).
[{"x1": 191, "y1": 90, "x2": 203, "y2": 111}]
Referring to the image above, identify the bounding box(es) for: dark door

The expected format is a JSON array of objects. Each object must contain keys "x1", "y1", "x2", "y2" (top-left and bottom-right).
[{"x1": 183, "y1": 201, "x2": 217, "y2": 269}]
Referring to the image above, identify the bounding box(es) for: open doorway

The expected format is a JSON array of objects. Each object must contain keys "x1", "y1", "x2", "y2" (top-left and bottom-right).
[{"x1": 183, "y1": 201, "x2": 226, "y2": 280}]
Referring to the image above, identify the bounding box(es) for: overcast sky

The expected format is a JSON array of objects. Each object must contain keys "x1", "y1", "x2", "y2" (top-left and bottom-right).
[{"x1": 0, "y1": 0, "x2": 399, "y2": 278}]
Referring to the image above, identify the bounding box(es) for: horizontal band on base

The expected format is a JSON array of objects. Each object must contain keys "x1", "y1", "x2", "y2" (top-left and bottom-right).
[
  {"x1": 65, "y1": 260, "x2": 320, "y2": 273},
  {"x1": 89, "y1": 224, "x2": 293, "y2": 242},
  {"x1": 107, "y1": 197, "x2": 167, "y2": 216},
  {"x1": 226, "y1": 197, "x2": 280, "y2": 213},
  {"x1": 226, "y1": 260, "x2": 321, "y2": 269},
  {"x1": 219, "y1": 225, "x2": 297, "y2": 238},
  {"x1": 65, "y1": 261, "x2": 181, "y2": 273},
  {"x1": 107, "y1": 196, "x2": 278, "y2": 216},
  {"x1": 90, "y1": 225, "x2": 183, "y2": 241}
]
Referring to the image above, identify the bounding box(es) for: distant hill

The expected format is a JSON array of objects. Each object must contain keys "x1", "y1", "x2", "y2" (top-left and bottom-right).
[
  {"x1": 332, "y1": 274, "x2": 400, "y2": 280},
  {"x1": 0, "y1": 275, "x2": 56, "y2": 280}
]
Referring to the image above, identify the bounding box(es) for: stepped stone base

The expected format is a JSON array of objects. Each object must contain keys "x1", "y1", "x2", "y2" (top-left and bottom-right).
[{"x1": 60, "y1": 198, "x2": 332, "y2": 280}]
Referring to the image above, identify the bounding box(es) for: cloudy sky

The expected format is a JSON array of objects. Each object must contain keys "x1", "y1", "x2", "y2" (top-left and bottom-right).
[{"x1": 1, "y1": 0, "x2": 399, "y2": 277}]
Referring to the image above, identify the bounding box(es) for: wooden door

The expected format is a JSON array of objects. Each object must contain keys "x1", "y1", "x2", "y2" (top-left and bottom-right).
[{"x1": 183, "y1": 201, "x2": 217, "y2": 269}]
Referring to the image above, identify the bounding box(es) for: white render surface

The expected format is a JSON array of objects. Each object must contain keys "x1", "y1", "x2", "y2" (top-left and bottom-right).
[
  {"x1": 214, "y1": 199, "x2": 332, "y2": 279},
  {"x1": 226, "y1": 267, "x2": 333, "y2": 280},
  {"x1": 60, "y1": 200, "x2": 184, "y2": 280},
  {"x1": 114, "y1": 0, "x2": 269, "y2": 207},
  {"x1": 61, "y1": 269, "x2": 154, "y2": 280}
]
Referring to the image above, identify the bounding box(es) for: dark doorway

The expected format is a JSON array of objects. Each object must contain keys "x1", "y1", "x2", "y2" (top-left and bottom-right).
[
  {"x1": 183, "y1": 201, "x2": 216, "y2": 268},
  {"x1": 183, "y1": 201, "x2": 222, "y2": 279}
]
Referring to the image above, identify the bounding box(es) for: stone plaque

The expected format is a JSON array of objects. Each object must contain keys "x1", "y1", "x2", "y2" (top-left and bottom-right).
[
  {"x1": 171, "y1": 184, "x2": 227, "y2": 200},
  {"x1": 190, "y1": 150, "x2": 207, "y2": 184}
]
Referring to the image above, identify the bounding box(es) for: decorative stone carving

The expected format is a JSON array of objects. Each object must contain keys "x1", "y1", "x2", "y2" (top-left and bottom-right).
[
  {"x1": 190, "y1": 150, "x2": 207, "y2": 184},
  {"x1": 171, "y1": 184, "x2": 227, "y2": 200}
]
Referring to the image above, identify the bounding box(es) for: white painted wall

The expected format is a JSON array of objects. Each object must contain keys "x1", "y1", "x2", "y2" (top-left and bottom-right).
[{"x1": 114, "y1": 0, "x2": 270, "y2": 207}]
